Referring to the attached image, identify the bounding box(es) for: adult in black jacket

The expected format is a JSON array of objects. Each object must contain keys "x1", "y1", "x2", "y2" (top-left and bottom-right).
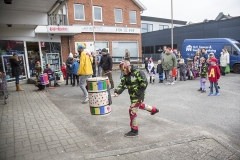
[
  {"x1": 99, "y1": 48, "x2": 114, "y2": 89},
  {"x1": 144, "y1": 57, "x2": 148, "y2": 73},
  {"x1": 9, "y1": 53, "x2": 24, "y2": 91}
]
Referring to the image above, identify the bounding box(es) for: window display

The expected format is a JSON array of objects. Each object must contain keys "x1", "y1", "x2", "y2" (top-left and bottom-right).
[{"x1": 0, "y1": 40, "x2": 26, "y2": 81}]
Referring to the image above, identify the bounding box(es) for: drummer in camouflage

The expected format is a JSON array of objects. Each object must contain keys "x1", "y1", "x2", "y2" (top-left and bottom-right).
[{"x1": 114, "y1": 60, "x2": 159, "y2": 138}]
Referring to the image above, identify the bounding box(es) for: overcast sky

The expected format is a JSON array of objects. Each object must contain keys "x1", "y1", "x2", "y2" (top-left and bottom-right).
[{"x1": 140, "y1": 0, "x2": 240, "y2": 23}]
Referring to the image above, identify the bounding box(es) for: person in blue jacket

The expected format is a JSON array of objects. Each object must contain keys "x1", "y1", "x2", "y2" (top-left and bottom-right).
[{"x1": 71, "y1": 58, "x2": 80, "y2": 86}]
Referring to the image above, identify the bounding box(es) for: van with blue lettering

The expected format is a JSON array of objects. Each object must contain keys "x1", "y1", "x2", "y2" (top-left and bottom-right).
[{"x1": 181, "y1": 38, "x2": 240, "y2": 73}]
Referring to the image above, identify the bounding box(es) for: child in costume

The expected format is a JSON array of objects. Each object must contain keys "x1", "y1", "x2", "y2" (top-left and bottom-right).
[
  {"x1": 35, "y1": 61, "x2": 42, "y2": 82},
  {"x1": 147, "y1": 57, "x2": 155, "y2": 84},
  {"x1": 178, "y1": 58, "x2": 186, "y2": 81},
  {"x1": 198, "y1": 57, "x2": 208, "y2": 93},
  {"x1": 208, "y1": 58, "x2": 220, "y2": 96},
  {"x1": 61, "y1": 62, "x2": 67, "y2": 80},
  {"x1": 114, "y1": 60, "x2": 159, "y2": 137},
  {"x1": 156, "y1": 60, "x2": 163, "y2": 83}
]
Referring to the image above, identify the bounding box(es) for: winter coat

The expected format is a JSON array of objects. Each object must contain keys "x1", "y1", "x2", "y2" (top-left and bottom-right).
[
  {"x1": 144, "y1": 60, "x2": 148, "y2": 68},
  {"x1": 9, "y1": 56, "x2": 21, "y2": 77},
  {"x1": 66, "y1": 58, "x2": 73, "y2": 74},
  {"x1": 61, "y1": 66, "x2": 66, "y2": 78},
  {"x1": 157, "y1": 64, "x2": 163, "y2": 73},
  {"x1": 179, "y1": 63, "x2": 186, "y2": 73},
  {"x1": 199, "y1": 63, "x2": 207, "y2": 78},
  {"x1": 43, "y1": 68, "x2": 54, "y2": 79},
  {"x1": 77, "y1": 51, "x2": 93, "y2": 75},
  {"x1": 114, "y1": 66, "x2": 147, "y2": 103},
  {"x1": 29, "y1": 61, "x2": 35, "y2": 70},
  {"x1": 148, "y1": 62, "x2": 155, "y2": 73},
  {"x1": 162, "y1": 53, "x2": 177, "y2": 71},
  {"x1": 71, "y1": 61, "x2": 80, "y2": 75},
  {"x1": 200, "y1": 53, "x2": 208, "y2": 61},
  {"x1": 220, "y1": 52, "x2": 230, "y2": 67},
  {"x1": 208, "y1": 65, "x2": 220, "y2": 82},
  {"x1": 99, "y1": 54, "x2": 113, "y2": 71}
]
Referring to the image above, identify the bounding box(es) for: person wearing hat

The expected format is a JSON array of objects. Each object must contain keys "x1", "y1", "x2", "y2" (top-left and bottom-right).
[
  {"x1": 208, "y1": 57, "x2": 220, "y2": 96},
  {"x1": 65, "y1": 53, "x2": 73, "y2": 85},
  {"x1": 43, "y1": 64, "x2": 60, "y2": 87},
  {"x1": 77, "y1": 43, "x2": 93, "y2": 104},
  {"x1": 9, "y1": 53, "x2": 24, "y2": 91},
  {"x1": 99, "y1": 48, "x2": 114, "y2": 89},
  {"x1": 114, "y1": 60, "x2": 159, "y2": 137}
]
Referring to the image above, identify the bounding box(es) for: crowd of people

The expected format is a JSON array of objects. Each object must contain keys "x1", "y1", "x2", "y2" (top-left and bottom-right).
[{"x1": 143, "y1": 46, "x2": 230, "y2": 96}]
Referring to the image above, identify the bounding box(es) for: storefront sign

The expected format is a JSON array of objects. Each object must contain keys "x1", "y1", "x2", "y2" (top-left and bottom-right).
[
  {"x1": 77, "y1": 25, "x2": 141, "y2": 34},
  {"x1": 47, "y1": 26, "x2": 69, "y2": 32}
]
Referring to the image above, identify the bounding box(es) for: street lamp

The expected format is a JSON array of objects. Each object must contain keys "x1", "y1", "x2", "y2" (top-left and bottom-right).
[
  {"x1": 90, "y1": 0, "x2": 96, "y2": 52},
  {"x1": 171, "y1": 0, "x2": 173, "y2": 49}
]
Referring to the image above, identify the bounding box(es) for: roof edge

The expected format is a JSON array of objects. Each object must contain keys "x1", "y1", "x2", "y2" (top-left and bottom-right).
[{"x1": 132, "y1": 0, "x2": 147, "y2": 11}]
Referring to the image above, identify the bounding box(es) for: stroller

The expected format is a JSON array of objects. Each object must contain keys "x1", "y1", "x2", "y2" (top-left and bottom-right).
[{"x1": 186, "y1": 58, "x2": 194, "y2": 80}]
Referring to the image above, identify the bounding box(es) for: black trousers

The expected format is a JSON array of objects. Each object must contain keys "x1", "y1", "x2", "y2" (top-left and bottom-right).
[
  {"x1": 72, "y1": 74, "x2": 79, "y2": 85},
  {"x1": 220, "y1": 66, "x2": 226, "y2": 75}
]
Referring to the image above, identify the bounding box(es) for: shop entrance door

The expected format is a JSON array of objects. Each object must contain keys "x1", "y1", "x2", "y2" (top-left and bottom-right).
[{"x1": 26, "y1": 42, "x2": 40, "y2": 77}]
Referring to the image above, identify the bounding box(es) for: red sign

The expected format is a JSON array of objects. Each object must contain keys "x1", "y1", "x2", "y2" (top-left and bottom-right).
[{"x1": 49, "y1": 27, "x2": 69, "y2": 32}]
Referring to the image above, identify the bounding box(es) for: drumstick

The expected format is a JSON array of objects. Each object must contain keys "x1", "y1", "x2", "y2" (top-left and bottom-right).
[{"x1": 111, "y1": 95, "x2": 116, "y2": 97}]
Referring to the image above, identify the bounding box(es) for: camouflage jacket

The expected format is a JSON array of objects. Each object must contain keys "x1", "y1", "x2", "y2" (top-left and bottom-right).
[
  {"x1": 199, "y1": 63, "x2": 207, "y2": 78},
  {"x1": 114, "y1": 66, "x2": 148, "y2": 103}
]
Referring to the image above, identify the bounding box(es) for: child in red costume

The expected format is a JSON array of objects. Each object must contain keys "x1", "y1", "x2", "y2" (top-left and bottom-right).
[
  {"x1": 208, "y1": 58, "x2": 220, "y2": 96},
  {"x1": 61, "y1": 62, "x2": 67, "y2": 80}
]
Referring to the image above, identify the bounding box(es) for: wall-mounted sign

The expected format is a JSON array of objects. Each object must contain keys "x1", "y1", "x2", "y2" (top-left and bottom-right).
[
  {"x1": 47, "y1": 26, "x2": 69, "y2": 32},
  {"x1": 74, "y1": 25, "x2": 141, "y2": 34}
]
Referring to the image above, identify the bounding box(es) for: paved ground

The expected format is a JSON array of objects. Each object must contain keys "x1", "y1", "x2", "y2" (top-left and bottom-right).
[{"x1": 0, "y1": 72, "x2": 240, "y2": 160}]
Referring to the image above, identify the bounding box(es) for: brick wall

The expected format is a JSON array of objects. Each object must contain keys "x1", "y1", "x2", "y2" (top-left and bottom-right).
[
  {"x1": 67, "y1": 0, "x2": 141, "y2": 28},
  {"x1": 61, "y1": 0, "x2": 142, "y2": 62}
]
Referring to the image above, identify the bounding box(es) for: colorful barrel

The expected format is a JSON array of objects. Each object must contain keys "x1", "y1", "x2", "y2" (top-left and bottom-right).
[
  {"x1": 87, "y1": 77, "x2": 111, "y2": 115},
  {"x1": 40, "y1": 73, "x2": 49, "y2": 85},
  {"x1": 87, "y1": 77, "x2": 108, "y2": 92}
]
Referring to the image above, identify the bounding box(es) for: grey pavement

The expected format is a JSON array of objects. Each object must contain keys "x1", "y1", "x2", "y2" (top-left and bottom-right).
[{"x1": 0, "y1": 72, "x2": 240, "y2": 160}]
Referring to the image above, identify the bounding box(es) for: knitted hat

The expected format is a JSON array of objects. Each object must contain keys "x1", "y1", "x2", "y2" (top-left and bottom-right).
[
  {"x1": 101, "y1": 48, "x2": 107, "y2": 52},
  {"x1": 69, "y1": 53, "x2": 73, "y2": 58},
  {"x1": 77, "y1": 43, "x2": 86, "y2": 50},
  {"x1": 209, "y1": 57, "x2": 217, "y2": 62}
]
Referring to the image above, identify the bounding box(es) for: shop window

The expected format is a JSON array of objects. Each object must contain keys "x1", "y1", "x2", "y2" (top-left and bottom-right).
[
  {"x1": 141, "y1": 23, "x2": 153, "y2": 33},
  {"x1": 115, "y1": 8, "x2": 123, "y2": 23},
  {"x1": 130, "y1": 10, "x2": 136, "y2": 24},
  {"x1": 0, "y1": 40, "x2": 26, "y2": 80},
  {"x1": 94, "y1": 6, "x2": 102, "y2": 21},
  {"x1": 95, "y1": 42, "x2": 108, "y2": 50},
  {"x1": 74, "y1": 4, "x2": 85, "y2": 20},
  {"x1": 112, "y1": 42, "x2": 138, "y2": 62}
]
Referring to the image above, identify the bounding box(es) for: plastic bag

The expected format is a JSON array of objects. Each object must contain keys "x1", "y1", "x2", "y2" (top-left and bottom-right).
[{"x1": 225, "y1": 65, "x2": 230, "y2": 74}]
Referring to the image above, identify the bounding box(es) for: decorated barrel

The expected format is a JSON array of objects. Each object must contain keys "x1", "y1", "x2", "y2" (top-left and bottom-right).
[
  {"x1": 87, "y1": 77, "x2": 111, "y2": 115},
  {"x1": 40, "y1": 73, "x2": 49, "y2": 85}
]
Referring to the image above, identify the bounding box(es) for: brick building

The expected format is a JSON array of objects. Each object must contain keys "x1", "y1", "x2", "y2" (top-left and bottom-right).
[
  {"x1": 61, "y1": 0, "x2": 146, "y2": 62},
  {"x1": 0, "y1": 0, "x2": 146, "y2": 81}
]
